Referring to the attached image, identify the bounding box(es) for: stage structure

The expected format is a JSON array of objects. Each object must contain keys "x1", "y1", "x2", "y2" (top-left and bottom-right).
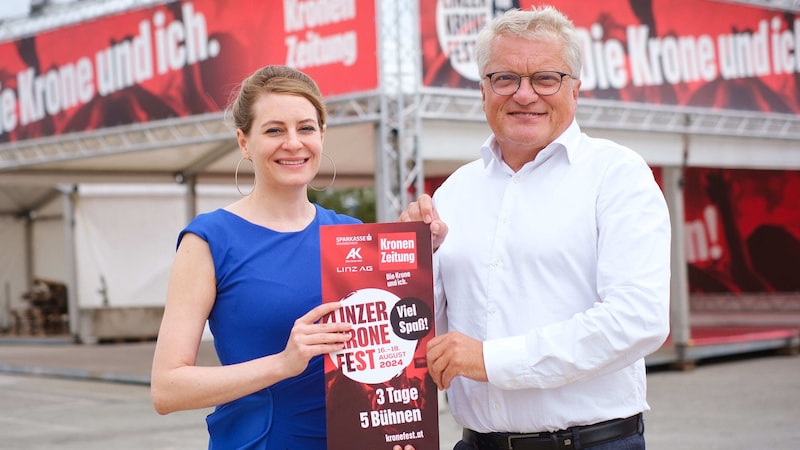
[{"x1": 0, "y1": 0, "x2": 798, "y2": 365}]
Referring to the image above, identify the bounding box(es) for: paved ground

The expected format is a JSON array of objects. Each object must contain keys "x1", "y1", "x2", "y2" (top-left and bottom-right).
[{"x1": 1, "y1": 338, "x2": 798, "y2": 449}]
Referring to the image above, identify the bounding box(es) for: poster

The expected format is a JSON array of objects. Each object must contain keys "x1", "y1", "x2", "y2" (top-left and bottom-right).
[{"x1": 320, "y1": 221, "x2": 439, "y2": 450}]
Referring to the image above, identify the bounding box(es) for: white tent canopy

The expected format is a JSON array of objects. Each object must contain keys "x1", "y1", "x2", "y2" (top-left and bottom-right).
[{"x1": 2, "y1": 0, "x2": 799, "y2": 361}]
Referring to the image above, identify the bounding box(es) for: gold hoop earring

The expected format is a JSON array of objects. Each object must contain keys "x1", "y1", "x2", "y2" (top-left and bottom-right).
[
  {"x1": 235, "y1": 157, "x2": 254, "y2": 196},
  {"x1": 308, "y1": 153, "x2": 336, "y2": 192}
]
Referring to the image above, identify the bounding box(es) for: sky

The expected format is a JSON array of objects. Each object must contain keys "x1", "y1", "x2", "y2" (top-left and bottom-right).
[
  {"x1": 0, "y1": 0, "x2": 81, "y2": 21},
  {"x1": 0, "y1": 1, "x2": 31, "y2": 20}
]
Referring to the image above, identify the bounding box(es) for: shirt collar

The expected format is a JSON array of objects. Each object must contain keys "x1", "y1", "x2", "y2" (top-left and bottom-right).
[{"x1": 479, "y1": 120, "x2": 582, "y2": 171}]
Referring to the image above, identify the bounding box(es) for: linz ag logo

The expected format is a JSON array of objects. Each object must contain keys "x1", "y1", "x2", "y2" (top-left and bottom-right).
[
  {"x1": 336, "y1": 265, "x2": 373, "y2": 273},
  {"x1": 338, "y1": 246, "x2": 372, "y2": 272}
]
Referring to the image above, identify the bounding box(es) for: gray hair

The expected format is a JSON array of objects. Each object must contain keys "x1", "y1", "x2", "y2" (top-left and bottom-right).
[{"x1": 475, "y1": 5, "x2": 583, "y2": 78}]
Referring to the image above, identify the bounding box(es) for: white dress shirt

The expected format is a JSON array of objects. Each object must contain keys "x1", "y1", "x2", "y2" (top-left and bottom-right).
[{"x1": 432, "y1": 120, "x2": 671, "y2": 433}]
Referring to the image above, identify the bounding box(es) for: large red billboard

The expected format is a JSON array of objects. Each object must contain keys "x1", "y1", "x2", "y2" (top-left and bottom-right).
[
  {"x1": 421, "y1": 0, "x2": 800, "y2": 114},
  {"x1": 683, "y1": 167, "x2": 800, "y2": 294},
  {"x1": 0, "y1": 0, "x2": 378, "y2": 143}
]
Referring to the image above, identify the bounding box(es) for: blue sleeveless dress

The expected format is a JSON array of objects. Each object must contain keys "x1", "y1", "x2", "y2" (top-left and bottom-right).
[{"x1": 178, "y1": 205, "x2": 361, "y2": 450}]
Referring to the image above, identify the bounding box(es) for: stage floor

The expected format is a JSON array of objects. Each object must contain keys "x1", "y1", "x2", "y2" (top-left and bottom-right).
[{"x1": 646, "y1": 325, "x2": 800, "y2": 369}]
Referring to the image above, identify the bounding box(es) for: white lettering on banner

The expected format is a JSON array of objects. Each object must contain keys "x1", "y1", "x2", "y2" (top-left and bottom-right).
[
  {"x1": 285, "y1": 30, "x2": 358, "y2": 68},
  {"x1": 770, "y1": 17, "x2": 800, "y2": 74},
  {"x1": 16, "y1": 68, "x2": 43, "y2": 126},
  {"x1": 96, "y1": 21, "x2": 154, "y2": 96},
  {"x1": 578, "y1": 24, "x2": 628, "y2": 90},
  {"x1": 153, "y1": 3, "x2": 215, "y2": 76},
  {"x1": 624, "y1": 25, "x2": 718, "y2": 88},
  {"x1": 685, "y1": 205, "x2": 723, "y2": 264},
  {"x1": 1, "y1": 1, "x2": 220, "y2": 138},
  {"x1": 580, "y1": 17, "x2": 800, "y2": 91},
  {"x1": 16, "y1": 63, "x2": 93, "y2": 125},
  {"x1": 282, "y1": 0, "x2": 359, "y2": 69},
  {"x1": 771, "y1": 17, "x2": 792, "y2": 74},
  {"x1": 283, "y1": 0, "x2": 356, "y2": 32},
  {"x1": 626, "y1": 26, "x2": 670, "y2": 86},
  {"x1": 718, "y1": 19, "x2": 772, "y2": 79},
  {"x1": 0, "y1": 84, "x2": 17, "y2": 133}
]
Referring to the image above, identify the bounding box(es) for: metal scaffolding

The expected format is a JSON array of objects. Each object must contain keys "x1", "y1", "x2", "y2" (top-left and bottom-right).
[
  {"x1": 1, "y1": 0, "x2": 800, "y2": 218},
  {"x1": 375, "y1": 0, "x2": 424, "y2": 222},
  {"x1": 1, "y1": 0, "x2": 799, "y2": 362}
]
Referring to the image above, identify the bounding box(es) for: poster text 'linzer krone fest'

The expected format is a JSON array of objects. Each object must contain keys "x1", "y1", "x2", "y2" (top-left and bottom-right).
[{"x1": 320, "y1": 222, "x2": 439, "y2": 450}]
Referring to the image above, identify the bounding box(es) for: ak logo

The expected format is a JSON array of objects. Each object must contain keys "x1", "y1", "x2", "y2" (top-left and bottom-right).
[{"x1": 345, "y1": 247, "x2": 362, "y2": 260}]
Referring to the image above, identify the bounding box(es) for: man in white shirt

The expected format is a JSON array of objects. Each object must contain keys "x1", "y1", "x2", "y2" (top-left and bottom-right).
[{"x1": 400, "y1": 6, "x2": 671, "y2": 450}]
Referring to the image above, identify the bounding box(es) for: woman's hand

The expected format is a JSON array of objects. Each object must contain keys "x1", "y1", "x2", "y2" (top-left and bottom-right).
[{"x1": 279, "y1": 301, "x2": 352, "y2": 377}]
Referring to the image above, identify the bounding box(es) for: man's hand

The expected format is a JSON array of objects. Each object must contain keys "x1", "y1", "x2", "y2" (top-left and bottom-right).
[
  {"x1": 398, "y1": 194, "x2": 448, "y2": 251},
  {"x1": 427, "y1": 331, "x2": 487, "y2": 390}
]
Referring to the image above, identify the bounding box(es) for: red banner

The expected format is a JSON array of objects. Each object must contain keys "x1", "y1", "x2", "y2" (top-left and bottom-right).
[
  {"x1": 0, "y1": 0, "x2": 377, "y2": 142},
  {"x1": 421, "y1": 0, "x2": 800, "y2": 114},
  {"x1": 683, "y1": 167, "x2": 800, "y2": 294}
]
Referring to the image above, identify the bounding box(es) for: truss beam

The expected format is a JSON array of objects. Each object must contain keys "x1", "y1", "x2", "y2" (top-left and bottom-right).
[
  {"x1": 0, "y1": 95, "x2": 381, "y2": 171},
  {"x1": 419, "y1": 90, "x2": 800, "y2": 140},
  {"x1": 375, "y1": 0, "x2": 422, "y2": 222}
]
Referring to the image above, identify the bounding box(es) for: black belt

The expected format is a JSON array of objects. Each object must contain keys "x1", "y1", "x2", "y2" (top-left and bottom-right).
[{"x1": 462, "y1": 413, "x2": 643, "y2": 450}]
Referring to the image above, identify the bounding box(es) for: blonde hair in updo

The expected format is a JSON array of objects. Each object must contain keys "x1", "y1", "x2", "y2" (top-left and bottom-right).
[{"x1": 225, "y1": 65, "x2": 327, "y2": 136}]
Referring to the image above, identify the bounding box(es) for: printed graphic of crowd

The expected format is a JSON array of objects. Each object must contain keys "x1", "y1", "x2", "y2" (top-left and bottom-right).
[{"x1": 683, "y1": 168, "x2": 800, "y2": 295}]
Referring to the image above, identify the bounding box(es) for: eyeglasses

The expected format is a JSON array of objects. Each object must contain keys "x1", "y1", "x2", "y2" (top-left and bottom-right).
[{"x1": 484, "y1": 71, "x2": 573, "y2": 96}]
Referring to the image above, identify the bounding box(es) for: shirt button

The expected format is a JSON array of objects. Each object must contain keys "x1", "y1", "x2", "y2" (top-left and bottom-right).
[
  {"x1": 488, "y1": 305, "x2": 497, "y2": 314},
  {"x1": 492, "y1": 403, "x2": 501, "y2": 410}
]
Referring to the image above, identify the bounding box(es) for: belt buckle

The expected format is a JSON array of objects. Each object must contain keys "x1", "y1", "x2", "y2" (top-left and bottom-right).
[
  {"x1": 507, "y1": 432, "x2": 574, "y2": 449},
  {"x1": 507, "y1": 433, "x2": 541, "y2": 450}
]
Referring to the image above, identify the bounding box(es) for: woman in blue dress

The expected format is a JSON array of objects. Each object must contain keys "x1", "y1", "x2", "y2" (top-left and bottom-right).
[{"x1": 150, "y1": 65, "x2": 405, "y2": 449}]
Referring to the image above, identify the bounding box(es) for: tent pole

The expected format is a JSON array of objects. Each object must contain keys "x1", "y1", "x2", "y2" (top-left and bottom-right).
[
  {"x1": 61, "y1": 185, "x2": 80, "y2": 342},
  {"x1": 663, "y1": 164, "x2": 691, "y2": 366},
  {"x1": 184, "y1": 176, "x2": 197, "y2": 223}
]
